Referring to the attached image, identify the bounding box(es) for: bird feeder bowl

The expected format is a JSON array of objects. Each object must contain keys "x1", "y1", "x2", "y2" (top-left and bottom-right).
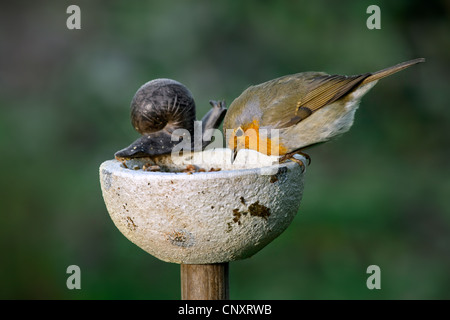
[
  {"x1": 99, "y1": 78, "x2": 308, "y2": 299},
  {"x1": 99, "y1": 148, "x2": 306, "y2": 265}
]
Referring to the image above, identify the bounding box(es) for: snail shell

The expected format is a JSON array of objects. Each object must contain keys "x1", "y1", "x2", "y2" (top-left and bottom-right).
[{"x1": 115, "y1": 78, "x2": 227, "y2": 159}]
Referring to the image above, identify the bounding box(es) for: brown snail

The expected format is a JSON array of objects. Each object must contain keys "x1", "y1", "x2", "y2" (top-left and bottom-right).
[{"x1": 115, "y1": 79, "x2": 227, "y2": 160}]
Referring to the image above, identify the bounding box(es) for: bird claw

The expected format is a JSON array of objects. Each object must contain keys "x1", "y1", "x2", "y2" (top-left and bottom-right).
[
  {"x1": 289, "y1": 156, "x2": 306, "y2": 173},
  {"x1": 279, "y1": 151, "x2": 310, "y2": 173},
  {"x1": 296, "y1": 151, "x2": 311, "y2": 166}
]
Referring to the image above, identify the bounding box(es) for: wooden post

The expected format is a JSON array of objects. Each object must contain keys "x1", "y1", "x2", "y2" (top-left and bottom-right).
[{"x1": 180, "y1": 263, "x2": 229, "y2": 300}]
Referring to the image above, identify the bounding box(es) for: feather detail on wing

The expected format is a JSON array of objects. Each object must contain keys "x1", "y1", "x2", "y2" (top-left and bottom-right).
[{"x1": 264, "y1": 73, "x2": 370, "y2": 129}]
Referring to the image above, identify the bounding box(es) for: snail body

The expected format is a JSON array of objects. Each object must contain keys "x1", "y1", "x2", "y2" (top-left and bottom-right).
[{"x1": 115, "y1": 79, "x2": 227, "y2": 160}]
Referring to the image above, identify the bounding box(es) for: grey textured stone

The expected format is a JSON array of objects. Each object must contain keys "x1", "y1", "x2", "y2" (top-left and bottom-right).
[{"x1": 100, "y1": 149, "x2": 305, "y2": 264}]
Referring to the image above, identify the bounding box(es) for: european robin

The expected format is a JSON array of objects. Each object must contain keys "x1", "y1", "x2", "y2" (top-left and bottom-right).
[{"x1": 223, "y1": 58, "x2": 425, "y2": 166}]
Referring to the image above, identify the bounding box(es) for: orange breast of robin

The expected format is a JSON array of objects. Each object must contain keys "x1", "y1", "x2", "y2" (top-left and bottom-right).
[{"x1": 229, "y1": 119, "x2": 288, "y2": 156}]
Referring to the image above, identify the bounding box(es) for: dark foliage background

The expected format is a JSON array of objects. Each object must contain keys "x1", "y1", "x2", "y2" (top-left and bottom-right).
[{"x1": 0, "y1": 0, "x2": 449, "y2": 299}]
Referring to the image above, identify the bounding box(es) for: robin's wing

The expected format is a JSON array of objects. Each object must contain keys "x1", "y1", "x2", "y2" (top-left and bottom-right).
[{"x1": 263, "y1": 73, "x2": 370, "y2": 129}]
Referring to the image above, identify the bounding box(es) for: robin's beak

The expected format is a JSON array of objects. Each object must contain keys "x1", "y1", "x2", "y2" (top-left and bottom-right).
[
  {"x1": 230, "y1": 127, "x2": 245, "y2": 163},
  {"x1": 231, "y1": 147, "x2": 238, "y2": 163}
]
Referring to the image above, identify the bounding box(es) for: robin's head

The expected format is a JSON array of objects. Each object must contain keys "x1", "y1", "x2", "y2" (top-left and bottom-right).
[
  {"x1": 226, "y1": 119, "x2": 260, "y2": 160},
  {"x1": 227, "y1": 126, "x2": 251, "y2": 161},
  {"x1": 226, "y1": 119, "x2": 287, "y2": 161}
]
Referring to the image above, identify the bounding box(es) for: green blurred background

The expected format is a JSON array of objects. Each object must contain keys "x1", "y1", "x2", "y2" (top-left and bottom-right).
[{"x1": 1, "y1": 0, "x2": 449, "y2": 299}]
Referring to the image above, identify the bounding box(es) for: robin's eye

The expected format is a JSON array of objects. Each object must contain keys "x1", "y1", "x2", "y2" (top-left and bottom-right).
[{"x1": 235, "y1": 127, "x2": 244, "y2": 137}]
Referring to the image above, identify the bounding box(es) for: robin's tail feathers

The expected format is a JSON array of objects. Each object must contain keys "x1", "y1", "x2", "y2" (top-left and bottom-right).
[{"x1": 361, "y1": 58, "x2": 425, "y2": 85}]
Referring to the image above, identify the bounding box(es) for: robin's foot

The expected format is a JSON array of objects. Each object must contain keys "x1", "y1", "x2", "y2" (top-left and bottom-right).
[
  {"x1": 289, "y1": 156, "x2": 306, "y2": 173},
  {"x1": 279, "y1": 150, "x2": 311, "y2": 165},
  {"x1": 279, "y1": 151, "x2": 310, "y2": 173},
  {"x1": 278, "y1": 155, "x2": 306, "y2": 173},
  {"x1": 294, "y1": 151, "x2": 311, "y2": 165}
]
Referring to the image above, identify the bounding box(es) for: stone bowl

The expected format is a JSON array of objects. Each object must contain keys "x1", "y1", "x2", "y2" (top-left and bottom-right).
[{"x1": 99, "y1": 148, "x2": 306, "y2": 264}]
